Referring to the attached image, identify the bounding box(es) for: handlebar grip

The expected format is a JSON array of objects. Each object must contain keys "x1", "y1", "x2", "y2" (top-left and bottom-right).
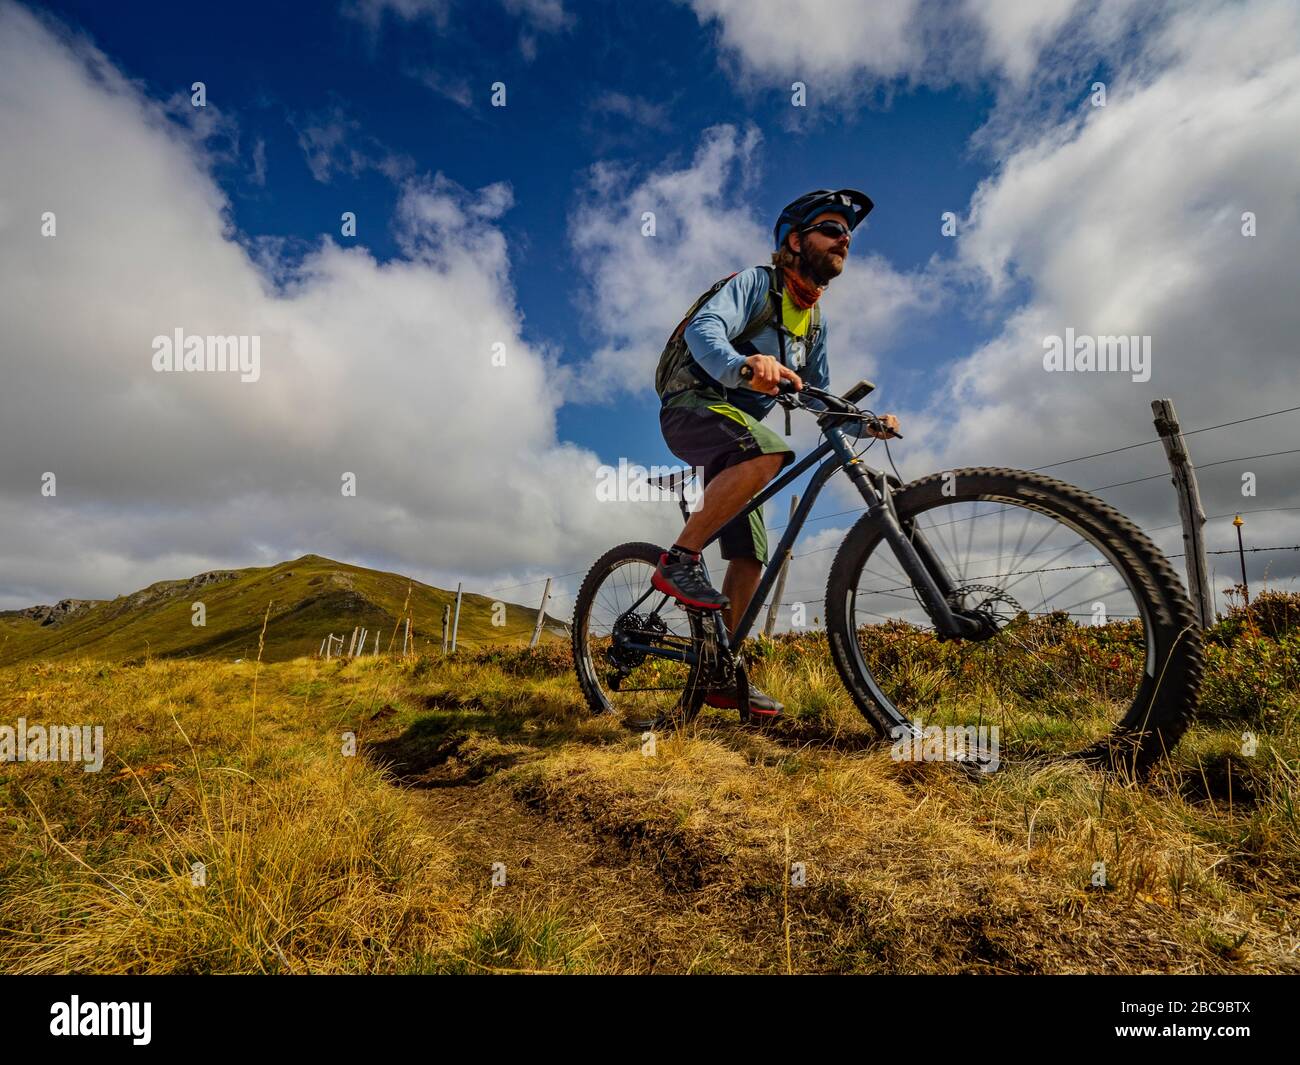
[{"x1": 739, "y1": 363, "x2": 800, "y2": 393}]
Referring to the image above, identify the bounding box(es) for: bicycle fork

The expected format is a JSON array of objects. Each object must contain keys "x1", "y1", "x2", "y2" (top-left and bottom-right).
[{"x1": 832, "y1": 435, "x2": 991, "y2": 641}]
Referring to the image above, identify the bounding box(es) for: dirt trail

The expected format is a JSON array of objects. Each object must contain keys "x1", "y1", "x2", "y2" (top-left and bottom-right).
[
  {"x1": 360, "y1": 677, "x2": 1298, "y2": 974},
  {"x1": 406, "y1": 780, "x2": 780, "y2": 973}
]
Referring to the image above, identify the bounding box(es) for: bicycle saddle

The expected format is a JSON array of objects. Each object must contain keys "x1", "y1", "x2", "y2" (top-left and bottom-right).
[{"x1": 649, "y1": 469, "x2": 697, "y2": 494}]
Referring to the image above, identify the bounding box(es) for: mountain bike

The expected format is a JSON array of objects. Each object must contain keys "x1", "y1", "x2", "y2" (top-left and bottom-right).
[{"x1": 572, "y1": 374, "x2": 1204, "y2": 773}]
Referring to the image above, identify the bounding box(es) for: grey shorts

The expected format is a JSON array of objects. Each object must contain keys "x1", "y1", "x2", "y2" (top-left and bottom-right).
[{"x1": 659, "y1": 390, "x2": 794, "y2": 562}]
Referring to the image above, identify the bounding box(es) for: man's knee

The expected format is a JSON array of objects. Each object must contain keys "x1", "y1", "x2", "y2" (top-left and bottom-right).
[{"x1": 736, "y1": 450, "x2": 787, "y2": 482}]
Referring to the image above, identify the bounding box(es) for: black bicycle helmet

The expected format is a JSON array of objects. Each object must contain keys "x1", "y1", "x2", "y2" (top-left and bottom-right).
[{"x1": 773, "y1": 188, "x2": 874, "y2": 250}]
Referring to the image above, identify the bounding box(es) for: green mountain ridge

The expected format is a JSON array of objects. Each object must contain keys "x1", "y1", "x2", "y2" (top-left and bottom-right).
[{"x1": 0, "y1": 554, "x2": 565, "y2": 666}]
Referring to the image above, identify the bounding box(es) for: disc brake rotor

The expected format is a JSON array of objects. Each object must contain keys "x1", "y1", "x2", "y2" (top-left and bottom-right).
[{"x1": 954, "y1": 583, "x2": 1024, "y2": 631}]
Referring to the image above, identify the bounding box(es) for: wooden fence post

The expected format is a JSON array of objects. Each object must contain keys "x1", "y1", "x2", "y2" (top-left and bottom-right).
[
  {"x1": 529, "y1": 577, "x2": 553, "y2": 649},
  {"x1": 764, "y1": 494, "x2": 799, "y2": 638},
  {"x1": 1152, "y1": 399, "x2": 1215, "y2": 627},
  {"x1": 450, "y1": 582, "x2": 462, "y2": 653}
]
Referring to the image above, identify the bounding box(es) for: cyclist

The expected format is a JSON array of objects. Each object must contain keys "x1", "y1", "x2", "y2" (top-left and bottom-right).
[{"x1": 652, "y1": 188, "x2": 900, "y2": 718}]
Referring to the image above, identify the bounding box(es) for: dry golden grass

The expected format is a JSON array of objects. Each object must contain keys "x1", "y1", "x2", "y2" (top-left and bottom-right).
[
  {"x1": 508, "y1": 724, "x2": 1298, "y2": 972},
  {"x1": 1, "y1": 623, "x2": 1296, "y2": 974},
  {"x1": 0, "y1": 658, "x2": 463, "y2": 973}
]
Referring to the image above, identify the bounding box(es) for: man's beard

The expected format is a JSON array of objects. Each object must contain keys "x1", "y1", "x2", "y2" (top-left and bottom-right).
[{"x1": 800, "y1": 245, "x2": 845, "y2": 287}]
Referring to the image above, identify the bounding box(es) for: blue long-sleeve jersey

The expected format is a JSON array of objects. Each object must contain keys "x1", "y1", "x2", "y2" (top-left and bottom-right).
[{"x1": 682, "y1": 266, "x2": 829, "y2": 422}]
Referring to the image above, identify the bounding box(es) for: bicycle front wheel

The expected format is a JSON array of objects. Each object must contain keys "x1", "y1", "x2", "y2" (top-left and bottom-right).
[{"x1": 825, "y1": 468, "x2": 1204, "y2": 773}]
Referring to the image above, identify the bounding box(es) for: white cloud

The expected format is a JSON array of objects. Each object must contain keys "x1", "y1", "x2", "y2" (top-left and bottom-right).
[
  {"x1": 344, "y1": 0, "x2": 573, "y2": 60},
  {"x1": 688, "y1": 0, "x2": 1152, "y2": 97},
  {"x1": 0, "y1": 2, "x2": 674, "y2": 607},
  {"x1": 565, "y1": 124, "x2": 764, "y2": 400},
  {"x1": 342, "y1": 0, "x2": 452, "y2": 30},
  {"x1": 690, "y1": 0, "x2": 928, "y2": 85},
  {"x1": 591, "y1": 92, "x2": 673, "y2": 132},
  {"x1": 964, "y1": 0, "x2": 1083, "y2": 83},
  {"x1": 291, "y1": 104, "x2": 412, "y2": 183},
  {"x1": 915, "y1": 0, "x2": 1300, "y2": 596},
  {"x1": 501, "y1": 0, "x2": 573, "y2": 34},
  {"x1": 294, "y1": 108, "x2": 358, "y2": 182},
  {"x1": 250, "y1": 138, "x2": 268, "y2": 187},
  {"x1": 409, "y1": 65, "x2": 474, "y2": 108}
]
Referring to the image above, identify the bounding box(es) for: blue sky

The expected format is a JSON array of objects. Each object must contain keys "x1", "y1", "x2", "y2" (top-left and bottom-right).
[
  {"x1": 3, "y1": 0, "x2": 1297, "y2": 608},
  {"x1": 41, "y1": 0, "x2": 995, "y2": 473}
]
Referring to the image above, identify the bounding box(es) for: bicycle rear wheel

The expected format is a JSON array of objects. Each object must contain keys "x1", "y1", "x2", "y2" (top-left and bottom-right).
[
  {"x1": 572, "y1": 542, "x2": 708, "y2": 728},
  {"x1": 825, "y1": 468, "x2": 1204, "y2": 774}
]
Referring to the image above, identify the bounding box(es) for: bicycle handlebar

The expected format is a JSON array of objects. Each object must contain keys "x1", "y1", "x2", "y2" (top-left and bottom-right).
[{"x1": 737, "y1": 364, "x2": 902, "y2": 438}]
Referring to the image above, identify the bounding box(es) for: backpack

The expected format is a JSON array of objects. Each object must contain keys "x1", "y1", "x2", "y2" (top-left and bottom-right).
[{"x1": 654, "y1": 264, "x2": 821, "y2": 404}]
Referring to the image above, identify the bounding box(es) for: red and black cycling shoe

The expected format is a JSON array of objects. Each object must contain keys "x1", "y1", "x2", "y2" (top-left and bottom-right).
[
  {"x1": 651, "y1": 550, "x2": 729, "y2": 611},
  {"x1": 704, "y1": 685, "x2": 784, "y2": 717}
]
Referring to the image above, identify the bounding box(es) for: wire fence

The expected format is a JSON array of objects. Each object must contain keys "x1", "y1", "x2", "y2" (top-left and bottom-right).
[{"x1": 363, "y1": 397, "x2": 1300, "y2": 651}]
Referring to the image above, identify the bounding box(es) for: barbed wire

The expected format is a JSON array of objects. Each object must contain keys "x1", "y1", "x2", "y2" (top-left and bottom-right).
[
  {"x1": 1026, "y1": 403, "x2": 1300, "y2": 472},
  {"x1": 485, "y1": 568, "x2": 584, "y2": 596},
  {"x1": 1179, "y1": 545, "x2": 1300, "y2": 558},
  {"x1": 775, "y1": 546, "x2": 1299, "y2": 609},
  {"x1": 1086, "y1": 447, "x2": 1300, "y2": 492},
  {"x1": 372, "y1": 539, "x2": 1297, "y2": 657},
  {"x1": 771, "y1": 401, "x2": 1300, "y2": 534},
  {"x1": 452, "y1": 398, "x2": 1300, "y2": 630},
  {"x1": 358, "y1": 538, "x2": 1300, "y2": 656}
]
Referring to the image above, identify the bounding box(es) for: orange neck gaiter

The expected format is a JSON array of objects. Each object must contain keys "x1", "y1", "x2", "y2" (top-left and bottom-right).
[{"x1": 782, "y1": 266, "x2": 823, "y2": 309}]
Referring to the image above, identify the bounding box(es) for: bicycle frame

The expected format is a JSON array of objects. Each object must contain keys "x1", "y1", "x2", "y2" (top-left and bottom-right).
[{"x1": 615, "y1": 417, "x2": 985, "y2": 672}]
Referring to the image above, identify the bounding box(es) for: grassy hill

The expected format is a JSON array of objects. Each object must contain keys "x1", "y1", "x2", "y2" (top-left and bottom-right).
[{"x1": 0, "y1": 554, "x2": 564, "y2": 667}]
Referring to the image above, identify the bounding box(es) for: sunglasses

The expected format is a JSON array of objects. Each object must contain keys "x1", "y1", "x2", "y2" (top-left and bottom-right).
[{"x1": 800, "y1": 219, "x2": 852, "y2": 243}]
